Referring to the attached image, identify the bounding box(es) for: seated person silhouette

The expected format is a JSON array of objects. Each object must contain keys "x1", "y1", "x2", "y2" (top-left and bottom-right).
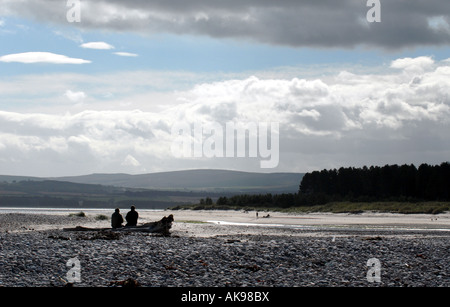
[
  {"x1": 111, "y1": 208, "x2": 124, "y2": 229},
  {"x1": 125, "y1": 205, "x2": 139, "y2": 227}
]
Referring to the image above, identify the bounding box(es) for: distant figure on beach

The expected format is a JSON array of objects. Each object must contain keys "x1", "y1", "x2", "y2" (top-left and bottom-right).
[
  {"x1": 111, "y1": 208, "x2": 124, "y2": 229},
  {"x1": 125, "y1": 205, "x2": 139, "y2": 227}
]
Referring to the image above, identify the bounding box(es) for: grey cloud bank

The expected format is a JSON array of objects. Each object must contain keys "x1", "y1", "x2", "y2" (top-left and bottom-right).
[{"x1": 1, "y1": 0, "x2": 450, "y2": 49}]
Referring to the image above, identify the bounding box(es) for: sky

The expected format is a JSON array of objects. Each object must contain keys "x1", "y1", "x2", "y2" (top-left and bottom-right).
[{"x1": 0, "y1": 0, "x2": 450, "y2": 177}]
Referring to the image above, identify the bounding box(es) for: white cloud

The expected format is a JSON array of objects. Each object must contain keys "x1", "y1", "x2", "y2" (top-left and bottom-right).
[
  {"x1": 121, "y1": 154, "x2": 141, "y2": 167},
  {"x1": 167, "y1": 56, "x2": 450, "y2": 169},
  {"x1": 390, "y1": 56, "x2": 435, "y2": 73},
  {"x1": 0, "y1": 109, "x2": 166, "y2": 175},
  {"x1": 80, "y1": 42, "x2": 115, "y2": 50},
  {"x1": 64, "y1": 90, "x2": 86, "y2": 103},
  {"x1": 113, "y1": 52, "x2": 138, "y2": 57},
  {"x1": 1, "y1": 56, "x2": 450, "y2": 175},
  {"x1": 0, "y1": 52, "x2": 91, "y2": 64}
]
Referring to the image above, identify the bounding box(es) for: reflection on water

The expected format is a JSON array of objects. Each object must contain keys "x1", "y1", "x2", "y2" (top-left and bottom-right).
[
  {"x1": 208, "y1": 220, "x2": 315, "y2": 230},
  {"x1": 207, "y1": 220, "x2": 450, "y2": 233}
]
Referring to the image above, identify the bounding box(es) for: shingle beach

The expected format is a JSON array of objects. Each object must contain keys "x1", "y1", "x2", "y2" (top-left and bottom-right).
[{"x1": 0, "y1": 210, "x2": 449, "y2": 287}]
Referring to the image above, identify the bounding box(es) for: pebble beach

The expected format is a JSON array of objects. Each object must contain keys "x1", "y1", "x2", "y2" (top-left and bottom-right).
[{"x1": 0, "y1": 210, "x2": 449, "y2": 287}]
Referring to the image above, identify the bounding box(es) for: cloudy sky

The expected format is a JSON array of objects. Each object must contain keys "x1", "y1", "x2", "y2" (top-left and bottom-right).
[{"x1": 0, "y1": 0, "x2": 450, "y2": 177}]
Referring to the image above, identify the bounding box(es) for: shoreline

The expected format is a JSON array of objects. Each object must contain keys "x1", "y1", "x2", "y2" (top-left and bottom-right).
[{"x1": 0, "y1": 208, "x2": 449, "y2": 236}]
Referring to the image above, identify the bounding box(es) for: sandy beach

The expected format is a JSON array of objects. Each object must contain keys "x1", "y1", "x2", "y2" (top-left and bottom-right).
[
  {"x1": 0, "y1": 209, "x2": 449, "y2": 287},
  {"x1": 168, "y1": 210, "x2": 450, "y2": 235}
]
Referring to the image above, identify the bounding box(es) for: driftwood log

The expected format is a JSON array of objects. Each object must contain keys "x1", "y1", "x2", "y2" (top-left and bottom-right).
[{"x1": 64, "y1": 214, "x2": 174, "y2": 236}]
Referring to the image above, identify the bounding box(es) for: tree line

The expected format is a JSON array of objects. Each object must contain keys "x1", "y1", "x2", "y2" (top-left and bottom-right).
[
  {"x1": 299, "y1": 162, "x2": 450, "y2": 204},
  {"x1": 194, "y1": 162, "x2": 450, "y2": 209}
]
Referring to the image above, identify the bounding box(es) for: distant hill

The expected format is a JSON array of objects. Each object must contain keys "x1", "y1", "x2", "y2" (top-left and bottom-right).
[
  {"x1": 0, "y1": 179, "x2": 197, "y2": 209},
  {"x1": 52, "y1": 169, "x2": 304, "y2": 193},
  {"x1": 0, "y1": 170, "x2": 304, "y2": 209},
  {"x1": 0, "y1": 175, "x2": 43, "y2": 183}
]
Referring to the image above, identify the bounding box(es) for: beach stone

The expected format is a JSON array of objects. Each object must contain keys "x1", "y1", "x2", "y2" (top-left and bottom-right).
[{"x1": 0, "y1": 212, "x2": 449, "y2": 287}]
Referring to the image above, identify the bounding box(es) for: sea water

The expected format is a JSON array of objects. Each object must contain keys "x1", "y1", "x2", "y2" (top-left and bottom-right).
[{"x1": 0, "y1": 207, "x2": 164, "y2": 215}]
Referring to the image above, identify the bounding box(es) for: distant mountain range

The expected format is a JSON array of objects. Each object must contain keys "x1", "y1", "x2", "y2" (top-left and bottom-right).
[
  {"x1": 0, "y1": 169, "x2": 303, "y2": 193},
  {"x1": 0, "y1": 170, "x2": 303, "y2": 209},
  {"x1": 51, "y1": 169, "x2": 304, "y2": 193}
]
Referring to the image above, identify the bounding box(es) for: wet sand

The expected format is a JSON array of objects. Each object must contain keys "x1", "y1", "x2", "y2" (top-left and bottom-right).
[{"x1": 167, "y1": 210, "x2": 450, "y2": 237}]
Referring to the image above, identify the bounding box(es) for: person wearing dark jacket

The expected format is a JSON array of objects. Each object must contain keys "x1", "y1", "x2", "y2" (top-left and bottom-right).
[
  {"x1": 111, "y1": 208, "x2": 124, "y2": 228},
  {"x1": 125, "y1": 205, "x2": 139, "y2": 226}
]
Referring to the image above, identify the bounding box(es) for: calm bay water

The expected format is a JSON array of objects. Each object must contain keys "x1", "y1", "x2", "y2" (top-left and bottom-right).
[{"x1": 0, "y1": 207, "x2": 164, "y2": 215}]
